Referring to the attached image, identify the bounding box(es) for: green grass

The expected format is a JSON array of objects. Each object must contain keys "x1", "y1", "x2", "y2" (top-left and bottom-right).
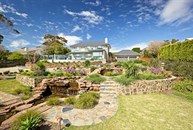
[
  {"x1": 66, "y1": 94, "x2": 193, "y2": 130},
  {"x1": 47, "y1": 96, "x2": 61, "y2": 106},
  {"x1": 85, "y1": 74, "x2": 106, "y2": 84},
  {"x1": 0, "y1": 79, "x2": 32, "y2": 99}
]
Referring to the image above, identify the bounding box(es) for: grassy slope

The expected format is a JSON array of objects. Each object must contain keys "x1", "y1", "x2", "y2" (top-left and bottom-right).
[
  {"x1": 0, "y1": 79, "x2": 28, "y2": 94},
  {"x1": 67, "y1": 94, "x2": 193, "y2": 130}
]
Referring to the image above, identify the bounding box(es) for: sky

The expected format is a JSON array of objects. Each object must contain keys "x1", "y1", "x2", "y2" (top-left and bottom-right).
[{"x1": 0, "y1": 0, "x2": 193, "y2": 52}]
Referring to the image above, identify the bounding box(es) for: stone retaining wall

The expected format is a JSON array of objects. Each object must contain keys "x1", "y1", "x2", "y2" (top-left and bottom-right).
[
  {"x1": 16, "y1": 74, "x2": 43, "y2": 88},
  {"x1": 116, "y1": 76, "x2": 176, "y2": 95}
]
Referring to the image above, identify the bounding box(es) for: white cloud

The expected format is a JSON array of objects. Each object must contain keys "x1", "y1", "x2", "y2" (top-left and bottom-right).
[
  {"x1": 86, "y1": 33, "x2": 92, "y2": 40},
  {"x1": 150, "y1": 0, "x2": 164, "y2": 6},
  {"x1": 10, "y1": 39, "x2": 30, "y2": 48},
  {"x1": 65, "y1": 10, "x2": 103, "y2": 24},
  {"x1": 58, "y1": 33, "x2": 82, "y2": 46},
  {"x1": 85, "y1": 0, "x2": 101, "y2": 6},
  {"x1": 71, "y1": 25, "x2": 82, "y2": 33},
  {"x1": 0, "y1": 2, "x2": 28, "y2": 18},
  {"x1": 159, "y1": 0, "x2": 193, "y2": 25}
]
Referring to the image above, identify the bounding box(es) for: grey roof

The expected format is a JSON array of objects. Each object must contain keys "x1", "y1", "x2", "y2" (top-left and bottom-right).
[
  {"x1": 70, "y1": 41, "x2": 110, "y2": 48},
  {"x1": 115, "y1": 50, "x2": 140, "y2": 56}
]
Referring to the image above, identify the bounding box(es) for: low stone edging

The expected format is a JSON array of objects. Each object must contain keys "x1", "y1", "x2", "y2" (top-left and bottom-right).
[
  {"x1": 16, "y1": 74, "x2": 43, "y2": 88},
  {"x1": 116, "y1": 76, "x2": 176, "y2": 95}
]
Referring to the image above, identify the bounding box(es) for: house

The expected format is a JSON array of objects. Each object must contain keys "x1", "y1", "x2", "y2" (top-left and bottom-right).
[
  {"x1": 68, "y1": 38, "x2": 111, "y2": 62},
  {"x1": 16, "y1": 46, "x2": 43, "y2": 55},
  {"x1": 115, "y1": 50, "x2": 140, "y2": 61}
]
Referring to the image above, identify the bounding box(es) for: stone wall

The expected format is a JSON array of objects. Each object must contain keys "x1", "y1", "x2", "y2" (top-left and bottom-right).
[
  {"x1": 16, "y1": 74, "x2": 43, "y2": 88},
  {"x1": 116, "y1": 76, "x2": 176, "y2": 95}
]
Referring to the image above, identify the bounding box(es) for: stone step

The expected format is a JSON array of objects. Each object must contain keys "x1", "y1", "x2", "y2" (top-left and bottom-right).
[
  {"x1": 100, "y1": 84, "x2": 118, "y2": 87},
  {"x1": 100, "y1": 86, "x2": 117, "y2": 89},
  {"x1": 2, "y1": 98, "x2": 21, "y2": 106},
  {"x1": 37, "y1": 105, "x2": 52, "y2": 113},
  {"x1": 100, "y1": 91, "x2": 117, "y2": 94},
  {"x1": 15, "y1": 104, "x2": 33, "y2": 112},
  {"x1": 100, "y1": 88, "x2": 116, "y2": 91}
]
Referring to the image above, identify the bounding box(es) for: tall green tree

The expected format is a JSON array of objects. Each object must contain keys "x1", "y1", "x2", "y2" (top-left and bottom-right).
[
  {"x1": 132, "y1": 47, "x2": 141, "y2": 53},
  {"x1": 42, "y1": 34, "x2": 67, "y2": 46}
]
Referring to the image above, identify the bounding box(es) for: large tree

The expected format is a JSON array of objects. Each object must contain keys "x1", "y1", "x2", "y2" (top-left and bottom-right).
[
  {"x1": 146, "y1": 41, "x2": 167, "y2": 58},
  {"x1": 43, "y1": 34, "x2": 67, "y2": 46},
  {"x1": 42, "y1": 34, "x2": 70, "y2": 55}
]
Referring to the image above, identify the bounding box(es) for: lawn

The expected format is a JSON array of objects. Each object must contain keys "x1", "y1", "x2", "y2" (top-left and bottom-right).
[
  {"x1": 0, "y1": 79, "x2": 32, "y2": 99},
  {"x1": 66, "y1": 94, "x2": 193, "y2": 130}
]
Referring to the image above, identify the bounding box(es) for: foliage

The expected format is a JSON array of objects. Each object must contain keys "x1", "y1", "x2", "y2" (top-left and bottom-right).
[
  {"x1": 104, "y1": 71, "x2": 121, "y2": 76},
  {"x1": 173, "y1": 79, "x2": 193, "y2": 93},
  {"x1": 85, "y1": 74, "x2": 106, "y2": 84},
  {"x1": 26, "y1": 53, "x2": 41, "y2": 63},
  {"x1": 84, "y1": 60, "x2": 91, "y2": 67},
  {"x1": 11, "y1": 110, "x2": 43, "y2": 130},
  {"x1": 146, "y1": 41, "x2": 168, "y2": 58},
  {"x1": 122, "y1": 62, "x2": 139, "y2": 78},
  {"x1": 33, "y1": 61, "x2": 47, "y2": 76},
  {"x1": 64, "y1": 96, "x2": 76, "y2": 105},
  {"x1": 133, "y1": 60, "x2": 148, "y2": 66},
  {"x1": 65, "y1": 68, "x2": 86, "y2": 76},
  {"x1": 7, "y1": 52, "x2": 25, "y2": 61},
  {"x1": 149, "y1": 58, "x2": 161, "y2": 68},
  {"x1": 75, "y1": 92, "x2": 99, "y2": 109},
  {"x1": 21, "y1": 71, "x2": 35, "y2": 76},
  {"x1": 163, "y1": 60, "x2": 193, "y2": 79},
  {"x1": 132, "y1": 47, "x2": 141, "y2": 53},
  {"x1": 114, "y1": 76, "x2": 136, "y2": 86},
  {"x1": 158, "y1": 39, "x2": 193, "y2": 61},
  {"x1": 0, "y1": 13, "x2": 19, "y2": 44},
  {"x1": 47, "y1": 96, "x2": 61, "y2": 106},
  {"x1": 90, "y1": 66, "x2": 97, "y2": 72},
  {"x1": 43, "y1": 34, "x2": 67, "y2": 46},
  {"x1": 137, "y1": 73, "x2": 164, "y2": 80},
  {"x1": 43, "y1": 44, "x2": 70, "y2": 55},
  {"x1": 0, "y1": 45, "x2": 9, "y2": 61},
  {"x1": 150, "y1": 68, "x2": 162, "y2": 74}
]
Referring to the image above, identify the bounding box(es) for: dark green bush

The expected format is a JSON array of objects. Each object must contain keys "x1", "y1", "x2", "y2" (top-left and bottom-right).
[
  {"x1": 173, "y1": 79, "x2": 193, "y2": 93},
  {"x1": 75, "y1": 92, "x2": 99, "y2": 109},
  {"x1": 11, "y1": 110, "x2": 43, "y2": 130},
  {"x1": 84, "y1": 60, "x2": 91, "y2": 67},
  {"x1": 85, "y1": 74, "x2": 106, "y2": 84},
  {"x1": 47, "y1": 96, "x2": 61, "y2": 106},
  {"x1": 104, "y1": 71, "x2": 121, "y2": 76},
  {"x1": 123, "y1": 62, "x2": 139, "y2": 78},
  {"x1": 90, "y1": 66, "x2": 97, "y2": 72}
]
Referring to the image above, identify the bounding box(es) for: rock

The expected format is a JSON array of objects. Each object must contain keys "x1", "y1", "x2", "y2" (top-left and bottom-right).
[
  {"x1": 63, "y1": 119, "x2": 71, "y2": 127},
  {"x1": 15, "y1": 104, "x2": 33, "y2": 111}
]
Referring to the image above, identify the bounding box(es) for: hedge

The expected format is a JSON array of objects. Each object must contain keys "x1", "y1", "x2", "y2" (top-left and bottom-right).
[
  {"x1": 158, "y1": 39, "x2": 193, "y2": 61},
  {"x1": 158, "y1": 39, "x2": 193, "y2": 79}
]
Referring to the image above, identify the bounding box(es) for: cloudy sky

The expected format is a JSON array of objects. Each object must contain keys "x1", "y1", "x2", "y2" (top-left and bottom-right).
[{"x1": 0, "y1": 0, "x2": 193, "y2": 51}]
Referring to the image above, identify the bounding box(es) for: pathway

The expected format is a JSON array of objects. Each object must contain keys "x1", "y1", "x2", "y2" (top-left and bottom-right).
[
  {"x1": 0, "y1": 66, "x2": 29, "y2": 73},
  {"x1": 43, "y1": 77, "x2": 119, "y2": 126}
]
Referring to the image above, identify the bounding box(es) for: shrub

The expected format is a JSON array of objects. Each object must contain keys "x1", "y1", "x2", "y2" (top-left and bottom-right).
[
  {"x1": 173, "y1": 79, "x2": 193, "y2": 93},
  {"x1": 149, "y1": 58, "x2": 161, "y2": 68},
  {"x1": 151, "y1": 68, "x2": 162, "y2": 74},
  {"x1": 3, "y1": 70, "x2": 10, "y2": 75},
  {"x1": 137, "y1": 73, "x2": 164, "y2": 80},
  {"x1": 51, "y1": 71, "x2": 64, "y2": 77},
  {"x1": 114, "y1": 76, "x2": 136, "y2": 86},
  {"x1": 90, "y1": 66, "x2": 97, "y2": 72},
  {"x1": 85, "y1": 74, "x2": 106, "y2": 84},
  {"x1": 11, "y1": 110, "x2": 43, "y2": 130},
  {"x1": 123, "y1": 62, "x2": 139, "y2": 78},
  {"x1": 104, "y1": 71, "x2": 120, "y2": 76},
  {"x1": 75, "y1": 92, "x2": 99, "y2": 109},
  {"x1": 84, "y1": 60, "x2": 91, "y2": 67},
  {"x1": 47, "y1": 97, "x2": 61, "y2": 106},
  {"x1": 12, "y1": 86, "x2": 31, "y2": 95},
  {"x1": 65, "y1": 96, "x2": 76, "y2": 105}
]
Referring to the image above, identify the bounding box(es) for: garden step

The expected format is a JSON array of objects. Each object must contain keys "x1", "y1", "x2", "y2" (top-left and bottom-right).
[
  {"x1": 24, "y1": 94, "x2": 42, "y2": 104},
  {"x1": 9, "y1": 101, "x2": 24, "y2": 109},
  {"x1": 100, "y1": 91, "x2": 117, "y2": 94},
  {"x1": 2, "y1": 98, "x2": 21, "y2": 106},
  {"x1": 100, "y1": 84, "x2": 118, "y2": 88},
  {"x1": 37, "y1": 105, "x2": 52, "y2": 113},
  {"x1": 15, "y1": 104, "x2": 33, "y2": 112},
  {"x1": 100, "y1": 88, "x2": 116, "y2": 91}
]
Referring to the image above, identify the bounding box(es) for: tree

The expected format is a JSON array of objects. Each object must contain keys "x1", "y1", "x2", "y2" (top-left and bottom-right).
[
  {"x1": 8, "y1": 52, "x2": 25, "y2": 61},
  {"x1": 0, "y1": 44, "x2": 9, "y2": 61},
  {"x1": 0, "y1": 13, "x2": 20, "y2": 44},
  {"x1": 171, "y1": 38, "x2": 179, "y2": 44},
  {"x1": 132, "y1": 47, "x2": 141, "y2": 53},
  {"x1": 43, "y1": 34, "x2": 67, "y2": 46},
  {"x1": 26, "y1": 53, "x2": 41, "y2": 63},
  {"x1": 146, "y1": 41, "x2": 167, "y2": 58}
]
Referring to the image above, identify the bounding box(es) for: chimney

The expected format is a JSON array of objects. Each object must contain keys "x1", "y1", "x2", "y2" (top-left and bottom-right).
[
  {"x1": 24, "y1": 47, "x2": 28, "y2": 52},
  {"x1": 105, "y1": 37, "x2": 108, "y2": 44}
]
